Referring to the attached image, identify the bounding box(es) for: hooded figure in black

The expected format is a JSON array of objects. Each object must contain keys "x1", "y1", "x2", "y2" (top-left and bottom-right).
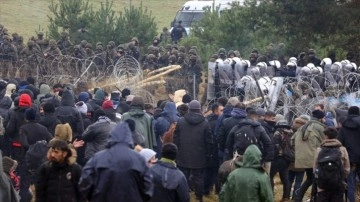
[
  {"x1": 79, "y1": 122, "x2": 153, "y2": 202},
  {"x1": 55, "y1": 87, "x2": 84, "y2": 138}
]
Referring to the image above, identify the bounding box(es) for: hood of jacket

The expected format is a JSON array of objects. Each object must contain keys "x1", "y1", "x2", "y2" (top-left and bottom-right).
[
  {"x1": 231, "y1": 108, "x2": 247, "y2": 118},
  {"x1": 184, "y1": 112, "x2": 205, "y2": 125},
  {"x1": 39, "y1": 84, "x2": 51, "y2": 95},
  {"x1": 0, "y1": 96, "x2": 12, "y2": 109},
  {"x1": 342, "y1": 115, "x2": 360, "y2": 129},
  {"x1": 128, "y1": 107, "x2": 145, "y2": 117},
  {"x1": 223, "y1": 105, "x2": 233, "y2": 117},
  {"x1": 242, "y1": 144, "x2": 262, "y2": 169},
  {"x1": 107, "y1": 122, "x2": 134, "y2": 148},
  {"x1": 320, "y1": 139, "x2": 342, "y2": 147},
  {"x1": 161, "y1": 102, "x2": 178, "y2": 123},
  {"x1": 5, "y1": 83, "x2": 16, "y2": 97},
  {"x1": 61, "y1": 88, "x2": 75, "y2": 106}
]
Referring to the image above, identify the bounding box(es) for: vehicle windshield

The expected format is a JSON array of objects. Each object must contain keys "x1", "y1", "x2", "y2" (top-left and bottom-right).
[{"x1": 174, "y1": 11, "x2": 204, "y2": 27}]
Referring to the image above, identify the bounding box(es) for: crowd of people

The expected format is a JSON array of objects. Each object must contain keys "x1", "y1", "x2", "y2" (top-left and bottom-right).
[
  {"x1": 0, "y1": 22, "x2": 360, "y2": 202},
  {"x1": 0, "y1": 75, "x2": 357, "y2": 202}
]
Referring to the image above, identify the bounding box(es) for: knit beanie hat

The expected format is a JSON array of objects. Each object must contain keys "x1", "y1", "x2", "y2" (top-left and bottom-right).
[
  {"x1": 131, "y1": 96, "x2": 145, "y2": 109},
  {"x1": 19, "y1": 93, "x2": 32, "y2": 107},
  {"x1": 25, "y1": 108, "x2": 36, "y2": 121},
  {"x1": 94, "y1": 89, "x2": 106, "y2": 101},
  {"x1": 2, "y1": 156, "x2": 17, "y2": 173},
  {"x1": 188, "y1": 100, "x2": 201, "y2": 110},
  {"x1": 78, "y1": 92, "x2": 90, "y2": 102},
  {"x1": 121, "y1": 88, "x2": 131, "y2": 99},
  {"x1": 256, "y1": 108, "x2": 266, "y2": 116},
  {"x1": 102, "y1": 100, "x2": 114, "y2": 110},
  {"x1": 75, "y1": 101, "x2": 88, "y2": 114},
  {"x1": 54, "y1": 123, "x2": 73, "y2": 142},
  {"x1": 182, "y1": 94, "x2": 192, "y2": 104},
  {"x1": 161, "y1": 143, "x2": 178, "y2": 160},
  {"x1": 227, "y1": 97, "x2": 240, "y2": 107},
  {"x1": 43, "y1": 102, "x2": 55, "y2": 113},
  {"x1": 312, "y1": 110, "x2": 325, "y2": 119},
  {"x1": 139, "y1": 148, "x2": 157, "y2": 163},
  {"x1": 111, "y1": 91, "x2": 121, "y2": 101},
  {"x1": 348, "y1": 106, "x2": 360, "y2": 116}
]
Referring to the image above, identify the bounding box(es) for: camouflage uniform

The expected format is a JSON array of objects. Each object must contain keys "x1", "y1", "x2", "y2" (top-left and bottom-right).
[
  {"x1": 43, "y1": 39, "x2": 62, "y2": 75},
  {"x1": 57, "y1": 32, "x2": 73, "y2": 55},
  {"x1": 20, "y1": 41, "x2": 41, "y2": 78},
  {"x1": 0, "y1": 35, "x2": 18, "y2": 78},
  {"x1": 36, "y1": 32, "x2": 49, "y2": 51},
  {"x1": 160, "y1": 27, "x2": 171, "y2": 44}
]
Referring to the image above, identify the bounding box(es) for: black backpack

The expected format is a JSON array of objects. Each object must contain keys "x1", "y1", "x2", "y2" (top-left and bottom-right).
[
  {"x1": 232, "y1": 123, "x2": 258, "y2": 155},
  {"x1": 25, "y1": 140, "x2": 48, "y2": 176},
  {"x1": 274, "y1": 129, "x2": 295, "y2": 162},
  {"x1": 315, "y1": 146, "x2": 344, "y2": 190}
]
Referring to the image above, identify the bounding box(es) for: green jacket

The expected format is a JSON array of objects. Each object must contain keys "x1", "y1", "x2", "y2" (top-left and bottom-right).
[
  {"x1": 293, "y1": 119, "x2": 325, "y2": 168},
  {"x1": 121, "y1": 107, "x2": 156, "y2": 149},
  {"x1": 221, "y1": 145, "x2": 274, "y2": 202}
]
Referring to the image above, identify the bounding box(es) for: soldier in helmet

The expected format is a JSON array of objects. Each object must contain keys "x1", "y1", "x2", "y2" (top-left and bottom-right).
[
  {"x1": 20, "y1": 40, "x2": 41, "y2": 78},
  {"x1": 152, "y1": 36, "x2": 161, "y2": 48},
  {"x1": 85, "y1": 43, "x2": 94, "y2": 58},
  {"x1": 307, "y1": 49, "x2": 321, "y2": 66},
  {"x1": 228, "y1": 50, "x2": 235, "y2": 58},
  {"x1": 143, "y1": 54, "x2": 159, "y2": 71},
  {"x1": 218, "y1": 48, "x2": 227, "y2": 60},
  {"x1": 36, "y1": 31, "x2": 49, "y2": 51},
  {"x1": 0, "y1": 35, "x2": 18, "y2": 78},
  {"x1": 127, "y1": 37, "x2": 140, "y2": 60},
  {"x1": 185, "y1": 55, "x2": 202, "y2": 99},
  {"x1": 57, "y1": 31, "x2": 73, "y2": 55},
  {"x1": 43, "y1": 39, "x2": 62, "y2": 75},
  {"x1": 158, "y1": 44, "x2": 172, "y2": 67}
]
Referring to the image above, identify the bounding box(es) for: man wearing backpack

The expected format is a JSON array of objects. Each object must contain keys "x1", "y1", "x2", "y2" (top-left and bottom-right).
[
  {"x1": 314, "y1": 127, "x2": 350, "y2": 202},
  {"x1": 270, "y1": 120, "x2": 293, "y2": 202},
  {"x1": 293, "y1": 110, "x2": 326, "y2": 202},
  {"x1": 338, "y1": 106, "x2": 360, "y2": 202},
  {"x1": 225, "y1": 109, "x2": 274, "y2": 173}
]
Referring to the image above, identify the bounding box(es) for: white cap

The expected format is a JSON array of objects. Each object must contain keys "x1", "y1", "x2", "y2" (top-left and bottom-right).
[{"x1": 139, "y1": 149, "x2": 156, "y2": 162}]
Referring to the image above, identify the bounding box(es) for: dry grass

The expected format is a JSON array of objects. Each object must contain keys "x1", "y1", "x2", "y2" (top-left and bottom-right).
[{"x1": 0, "y1": 0, "x2": 187, "y2": 39}]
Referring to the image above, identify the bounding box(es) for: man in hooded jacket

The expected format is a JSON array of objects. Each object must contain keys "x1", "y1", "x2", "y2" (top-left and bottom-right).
[
  {"x1": 55, "y1": 87, "x2": 84, "y2": 138},
  {"x1": 221, "y1": 144, "x2": 274, "y2": 202},
  {"x1": 121, "y1": 96, "x2": 156, "y2": 149},
  {"x1": 79, "y1": 122, "x2": 153, "y2": 202},
  {"x1": 154, "y1": 102, "x2": 179, "y2": 157}
]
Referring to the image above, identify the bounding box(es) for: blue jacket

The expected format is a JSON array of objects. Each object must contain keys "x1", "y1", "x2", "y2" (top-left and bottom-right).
[
  {"x1": 149, "y1": 160, "x2": 190, "y2": 202},
  {"x1": 154, "y1": 102, "x2": 179, "y2": 157},
  {"x1": 79, "y1": 122, "x2": 153, "y2": 202}
]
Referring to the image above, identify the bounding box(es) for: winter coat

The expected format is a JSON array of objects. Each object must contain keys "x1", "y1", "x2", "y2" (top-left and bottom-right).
[
  {"x1": 293, "y1": 119, "x2": 325, "y2": 169},
  {"x1": 0, "y1": 96, "x2": 12, "y2": 120},
  {"x1": 19, "y1": 121, "x2": 52, "y2": 149},
  {"x1": 55, "y1": 89, "x2": 84, "y2": 136},
  {"x1": 0, "y1": 152, "x2": 19, "y2": 202},
  {"x1": 207, "y1": 113, "x2": 220, "y2": 166},
  {"x1": 174, "y1": 112, "x2": 212, "y2": 168},
  {"x1": 79, "y1": 122, "x2": 153, "y2": 202},
  {"x1": 35, "y1": 159, "x2": 83, "y2": 202},
  {"x1": 5, "y1": 107, "x2": 28, "y2": 142},
  {"x1": 86, "y1": 99, "x2": 101, "y2": 113},
  {"x1": 217, "y1": 108, "x2": 247, "y2": 152},
  {"x1": 82, "y1": 116, "x2": 116, "y2": 160},
  {"x1": 149, "y1": 160, "x2": 190, "y2": 202},
  {"x1": 154, "y1": 102, "x2": 179, "y2": 156},
  {"x1": 122, "y1": 107, "x2": 156, "y2": 149},
  {"x1": 314, "y1": 139, "x2": 350, "y2": 192},
  {"x1": 225, "y1": 119, "x2": 274, "y2": 162},
  {"x1": 338, "y1": 115, "x2": 360, "y2": 163},
  {"x1": 35, "y1": 84, "x2": 51, "y2": 104},
  {"x1": 38, "y1": 113, "x2": 61, "y2": 136},
  {"x1": 221, "y1": 145, "x2": 274, "y2": 202}
]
